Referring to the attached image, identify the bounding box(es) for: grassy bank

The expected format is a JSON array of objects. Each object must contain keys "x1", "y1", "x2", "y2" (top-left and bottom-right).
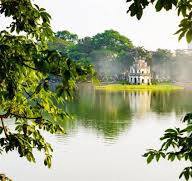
[{"x1": 95, "y1": 84, "x2": 184, "y2": 91}]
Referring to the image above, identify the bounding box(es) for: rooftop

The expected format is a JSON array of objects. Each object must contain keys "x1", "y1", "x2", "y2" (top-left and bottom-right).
[{"x1": 133, "y1": 59, "x2": 149, "y2": 69}]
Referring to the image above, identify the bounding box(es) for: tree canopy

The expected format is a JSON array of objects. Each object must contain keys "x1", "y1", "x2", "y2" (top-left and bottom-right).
[
  {"x1": 92, "y1": 30, "x2": 134, "y2": 52},
  {"x1": 55, "y1": 30, "x2": 78, "y2": 44},
  {"x1": 0, "y1": 0, "x2": 94, "y2": 170},
  {"x1": 49, "y1": 29, "x2": 153, "y2": 80}
]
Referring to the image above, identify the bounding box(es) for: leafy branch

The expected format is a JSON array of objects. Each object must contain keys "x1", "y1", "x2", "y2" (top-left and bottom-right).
[
  {"x1": 126, "y1": 0, "x2": 192, "y2": 43},
  {"x1": 143, "y1": 113, "x2": 192, "y2": 180},
  {"x1": 0, "y1": 0, "x2": 95, "y2": 171}
]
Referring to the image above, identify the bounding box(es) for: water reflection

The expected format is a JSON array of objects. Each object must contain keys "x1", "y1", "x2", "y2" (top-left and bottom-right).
[
  {"x1": 5, "y1": 85, "x2": 191, "y2": 141},
  {"x1": 66, "y1": 84, "x2": 192, "y2": 140},
  {"x1": 129, "y1": 91, "x2": 151, "y2": 114},
  {"x1": 150, "y1": 90, "x2": 192, "y2": 114},
  {"x1": 2, "y1": 84, "x2": 192, "y2": 181},
  {"x1": 68, "y1": 86, "x2": 133, "y2": 140}
]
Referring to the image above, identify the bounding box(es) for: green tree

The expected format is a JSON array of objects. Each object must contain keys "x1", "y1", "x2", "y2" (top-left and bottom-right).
[
  {"x1": 92, "y1": 29, "x2": 134, "y2": 52},
  {"x1": 126, "y1": 0, "x2": 192, "y2": 180},
  {"x1": 118, "y1": 47, "x2": 152, "y2": 72},
  {"x1": 0, "y1": 0, "x2": 93, "y2": 174},
  {"x1": 55, "y1": 30, "x2": 78, "y2": 44},
  {"x1": 49, "y1": 29, "x2": 153, "y2": 81},
  {"x1": 48, "y1": 30, "x2": 78, "y2": 56},
  {"x1": 48, "y1": 37, "x2": 73, "y2": 54},
  {"x1": 77, "y1": 37, "x2": 95, "y2": 55},
  {"x1": 152, "y1": 49, "x2": 173, "y2": 64},
  {"x1": 66, "y1": 37, "x2": 95, "y2": 60}
]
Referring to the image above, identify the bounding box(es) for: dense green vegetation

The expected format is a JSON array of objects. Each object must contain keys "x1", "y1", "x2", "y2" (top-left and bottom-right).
[
  {"x1": 126, "y1": 0, "x2": 192, "y2": 180},
  {"x1": 49, "y1": 29, "x2": 153, "y2": 79},
  {"x1": 0, "y1": 0, "x2": 94, "y2": 172},
  {"x1": 49, "y1": 30, "x2": 192, "y2": 82},
  {"x1": 1, "y1": 0, "x2": 192, "y2": 180}
]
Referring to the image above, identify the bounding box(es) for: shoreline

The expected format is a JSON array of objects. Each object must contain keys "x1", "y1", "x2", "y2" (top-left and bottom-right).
[{"x1": 94, "y1": 84, "x2": 184, "y2": 91}]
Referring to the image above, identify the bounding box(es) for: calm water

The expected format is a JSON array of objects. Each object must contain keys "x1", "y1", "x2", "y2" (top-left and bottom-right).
[{"x1": 1, "y1": 84, "x2": 192, "y2": 181}]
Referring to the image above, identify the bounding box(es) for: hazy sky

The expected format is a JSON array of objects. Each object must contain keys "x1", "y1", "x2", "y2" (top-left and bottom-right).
[{"x1": 1, "y1": 0, "x2": 188, "y2": 50}]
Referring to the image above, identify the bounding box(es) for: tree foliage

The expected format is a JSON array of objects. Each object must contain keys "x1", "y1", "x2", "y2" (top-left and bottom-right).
[
  {"x1": 49, "y1": 29, "x2": 152, "y2": 80},
  {"x1": 0, "y1": 0, "x2": 94, "y2": 169},
  {"x1": 152, "y1": 49, "x2": 173, "y2": 62},
  {"x1": 55, "y1": 30, "x2": 78, "y2": 44},
  {"x1": 126, "y1": 0, "x2": 192, "y2": 43},
  {"x1": 67, "y1": 30, "x2": 134, "y2": 60},
  {"x1": 143, "y1": 113, "x2": 192, "y2": 180},
  {"x1": 92, "y1": 30, "x2": 134, "y2": 52}
]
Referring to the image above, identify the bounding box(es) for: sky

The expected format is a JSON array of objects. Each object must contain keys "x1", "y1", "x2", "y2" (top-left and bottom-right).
[{"x1": 1, "y1": 0, "x2": 189, "y2": 50}]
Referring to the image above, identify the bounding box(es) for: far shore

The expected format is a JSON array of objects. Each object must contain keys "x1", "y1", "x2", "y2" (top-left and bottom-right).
[{"x1": 94, "y1": 83, "x2": 184, "y2": 91}]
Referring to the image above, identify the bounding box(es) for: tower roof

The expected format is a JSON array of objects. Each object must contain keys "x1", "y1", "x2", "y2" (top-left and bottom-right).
[{"x1": 133, "y1": 59, "x2": 148, "y2": 69}]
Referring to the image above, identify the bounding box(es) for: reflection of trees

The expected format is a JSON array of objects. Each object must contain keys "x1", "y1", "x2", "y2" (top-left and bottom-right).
[
  {"x1": 66, "y1": 85, "x2": 192, "y2": 139},
  {"x1": 150, "y1": 90, "x2": 192, "y2": 114},
  {"x1": 67, "y1": 85, "x2": 133, "y2": 139}
]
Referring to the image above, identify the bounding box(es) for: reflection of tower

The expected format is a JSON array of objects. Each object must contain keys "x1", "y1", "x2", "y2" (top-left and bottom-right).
[{"x1": 129, "y1": 91, "x2": 151, "y2": 114}]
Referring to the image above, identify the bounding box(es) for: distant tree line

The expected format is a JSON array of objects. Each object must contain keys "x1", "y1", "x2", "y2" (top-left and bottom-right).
[
  {"x1": 48, "y1": 30, "x2": 151, "y2": 80},
  {"x1": 49, "y1": 30, "x2": 192, "y2": 82},
  {"x1": 152, "y1": 49, "x2": 192, "y2": 82}
]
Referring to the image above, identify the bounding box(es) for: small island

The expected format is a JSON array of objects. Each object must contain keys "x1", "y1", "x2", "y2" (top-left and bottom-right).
[
  {"x1": 95, "y1": 58, "x2": 183, "y2": 91},
  {"x1": 95, "y1": 84, "x2": 183, "y2": 91}
]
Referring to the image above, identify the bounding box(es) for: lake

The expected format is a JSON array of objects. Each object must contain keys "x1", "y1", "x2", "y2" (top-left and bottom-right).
[{"x1": 1, "y1": 84, "x2": 191, "y2": 181}]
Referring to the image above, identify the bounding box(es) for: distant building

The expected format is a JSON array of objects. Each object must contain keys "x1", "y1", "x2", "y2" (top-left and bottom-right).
[{"x1": 129, "y1": 59, "x2": 151, "y2": 84}]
